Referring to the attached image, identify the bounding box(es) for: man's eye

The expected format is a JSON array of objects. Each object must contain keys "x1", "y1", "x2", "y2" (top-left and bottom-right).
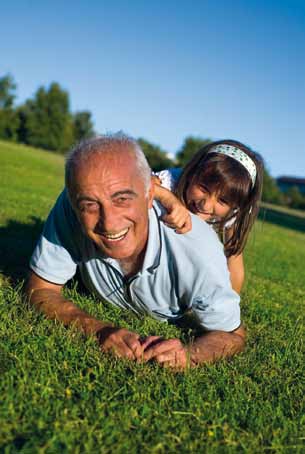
[
  {"x1": 115, "y1": 197, "x2": 131, "y2": 205},
  {"x1": 80, "y1": 202, "x2": 99, "y2": 213}
]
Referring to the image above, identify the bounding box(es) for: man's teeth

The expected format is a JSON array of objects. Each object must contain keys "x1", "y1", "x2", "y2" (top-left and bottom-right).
[{"x1": 103, "y1": 228, "x2": 129, "y2": 241}]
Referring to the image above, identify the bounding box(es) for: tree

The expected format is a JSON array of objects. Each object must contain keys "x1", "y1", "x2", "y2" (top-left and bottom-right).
[
  {"x1": 17, "y1": 82, "x2": 74, "y2": 152},
  {"x1": 261, "y1": 169, "x2": 284, "y2": 204},
  {"x1": 0, "y1": 74, "x2": 19, "y2": 141},
  {"x1": 176, "y1": 136, "x2": 211, "y2": 168},
  {"x1": 73, "y1": 111, "x2": 95, "y2": 142},
  {"x1": 286, "y1": 186, "x2": 305, "y2": 209},
  {"x1": 0, "y1": 74, "x2": 16, "y2": 109},
  {"x1": 137, "y1": 138, "x2": 175, "y2": 171}
]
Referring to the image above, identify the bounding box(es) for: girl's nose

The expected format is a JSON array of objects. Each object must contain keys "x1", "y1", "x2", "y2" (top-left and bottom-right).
[{"x1": 202, "y1": 196, "x2": 214, "y2": 213}]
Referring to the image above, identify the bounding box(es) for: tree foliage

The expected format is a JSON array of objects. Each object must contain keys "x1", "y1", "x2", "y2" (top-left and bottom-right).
[
  {"x1": 262, "y1": 170, "x2": 284, "y2": 204},
  {"x1": 17, "y1": 83, "x2": 73, "y2": 151},
  {"x1": 1, "y1": 72, "x2": 304, "y2": 210},
  {"x1": 285, "y1": 186, "x2": 305, "y2": 209},
  {"x1": 176, "y1": 136, "x2": 211, "y2": 168},
  {"x1": 137, "y1": 138, "x2": 174, "y2": 171},
  {"x1": 73, "y1": 111, "x2": 95, "y2": 142},
  {"x1": 0, "y1": 74, "x2": 16, "y2": 109},
  {"x1": 0, "y1": 74, "x2": 20, "y2": 141}
]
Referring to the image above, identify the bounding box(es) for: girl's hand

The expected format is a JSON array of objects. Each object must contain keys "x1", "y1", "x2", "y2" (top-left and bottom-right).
[
  {"x1": 162, "y1": 199, "x2": 192, "y2": 233},
  {"x1": 154, "y1": 183, "x2": 192, "y2": 233}
]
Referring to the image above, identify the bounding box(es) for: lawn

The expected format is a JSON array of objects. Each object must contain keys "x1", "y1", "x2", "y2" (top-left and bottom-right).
[{"x1": 0, "y1": 140, "x2": 304, "y2": 453}]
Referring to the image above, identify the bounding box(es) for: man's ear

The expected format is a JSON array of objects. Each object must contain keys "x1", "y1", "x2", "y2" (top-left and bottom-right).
[{"x1": 147, "y1": 176, "x2": 155, "y2": 208}]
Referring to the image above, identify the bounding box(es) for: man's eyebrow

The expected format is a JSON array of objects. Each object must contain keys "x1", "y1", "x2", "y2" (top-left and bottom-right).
[
  {"x1": 76, "y1": 196, "x2": 98, "y2": 204},
  {"x1": 111, "y1": 190, "x2": 137, "y2": 198}
]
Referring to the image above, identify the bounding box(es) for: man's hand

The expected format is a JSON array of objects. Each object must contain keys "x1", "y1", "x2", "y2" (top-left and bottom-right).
[
  {"x1": 142, "y1": 337, "x2": 189, "y2": 369},
  {"x1": 141, "y1": 325, "x2": 246, "y2": 369},
  {"x1": 97, "y1": 326, "x2": 144, "y2": 360}
]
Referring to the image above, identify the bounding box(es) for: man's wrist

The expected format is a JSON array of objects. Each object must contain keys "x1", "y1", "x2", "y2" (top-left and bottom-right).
[
  {"x1": 95, "y1": 324, "x2": 116, "y2": 345},
  {"x1": 186, "y1": 345, "x2": 198, "y2": 368}
]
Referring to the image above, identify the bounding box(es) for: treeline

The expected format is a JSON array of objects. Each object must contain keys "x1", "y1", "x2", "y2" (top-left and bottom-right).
[
  {"x1": 262, "y1": 173, "x2": 305, "y2": 210},
  {"x1": 0, "y1": 74, "x2": 94, "y2": 152},
  {"x1": 1, "y1": 74, "x2": 303, "y2": 209}
]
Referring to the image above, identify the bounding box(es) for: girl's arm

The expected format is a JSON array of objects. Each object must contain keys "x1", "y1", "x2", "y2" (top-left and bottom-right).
[
  {"x1": 224, "y1": 226, "x2": 245, "y2": 294},
  {"x1": 153, "y1": 176, "x2": 192, "y2": 234},
  {"x1": 227, "y1": 253, "x2": 245, "y2": 294}
]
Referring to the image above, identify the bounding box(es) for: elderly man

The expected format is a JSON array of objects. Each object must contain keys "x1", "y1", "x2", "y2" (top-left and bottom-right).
[{"x1": 26, "y1": 133, "x2": 245, "y2": 369}]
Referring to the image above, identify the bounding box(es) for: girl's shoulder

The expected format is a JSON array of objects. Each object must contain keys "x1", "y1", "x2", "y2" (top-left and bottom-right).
[{"x1": 154, "y1": 168, "x2": 182, "y2": 191}]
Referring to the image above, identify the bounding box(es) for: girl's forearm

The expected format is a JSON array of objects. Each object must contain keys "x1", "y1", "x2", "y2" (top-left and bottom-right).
[{"x1": 227, "y1": 254, "x2": 245, "y2": 294}]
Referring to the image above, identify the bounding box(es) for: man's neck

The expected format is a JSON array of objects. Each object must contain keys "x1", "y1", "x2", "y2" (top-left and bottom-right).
[{"x1": 118, "y1": 251, "x2": 145, "y2": 279}]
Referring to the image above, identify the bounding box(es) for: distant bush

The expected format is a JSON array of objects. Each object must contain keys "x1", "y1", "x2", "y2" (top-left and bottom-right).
[{"x1": 262, "y1": 170, "x2": 284, "y2": 204}]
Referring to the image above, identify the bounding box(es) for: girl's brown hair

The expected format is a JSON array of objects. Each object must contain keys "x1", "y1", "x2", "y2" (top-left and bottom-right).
[{"x1": 175, "y1": 139, "x2": 264, "y2": 257}]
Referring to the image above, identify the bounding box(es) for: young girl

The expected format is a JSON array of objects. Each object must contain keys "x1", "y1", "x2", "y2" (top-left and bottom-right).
[{"x1": 153, "y1": 139, "x2": 264, "y2": 294}]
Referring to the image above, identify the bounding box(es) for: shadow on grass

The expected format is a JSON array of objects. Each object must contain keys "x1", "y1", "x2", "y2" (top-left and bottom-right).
[
  {"x1": 0, "y1": 217, "x2": 44, "y2": 283},
  {"x1": 258, "y1": 207, "x2": 305, "y2": 234}
]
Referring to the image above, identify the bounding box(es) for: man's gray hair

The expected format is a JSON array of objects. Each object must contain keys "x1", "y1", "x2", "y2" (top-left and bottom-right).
[{"x1": 65, "y1": 131, "x2": 152, "y2": 195}]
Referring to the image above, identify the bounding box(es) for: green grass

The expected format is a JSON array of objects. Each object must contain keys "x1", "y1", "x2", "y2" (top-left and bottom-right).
[{"x1": 0, "y1": 140, "x2": 304, "y2": 453}]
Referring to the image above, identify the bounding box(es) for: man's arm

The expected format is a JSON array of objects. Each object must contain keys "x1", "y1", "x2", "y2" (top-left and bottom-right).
[
  {"x1": 188, "y1": 325, "x2": 246, "y2": 365},
  {"x1": 143, "y1": 325, "x2": 246, "y2": 369},
  {"x1": 25, "y1": 271, "x2": 145, "y2": 360}
]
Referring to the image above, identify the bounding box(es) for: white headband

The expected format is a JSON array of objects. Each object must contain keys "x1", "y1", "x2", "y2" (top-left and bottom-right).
[{"x1": 208, "y1": 144, "x2": 257, "y2": 187}]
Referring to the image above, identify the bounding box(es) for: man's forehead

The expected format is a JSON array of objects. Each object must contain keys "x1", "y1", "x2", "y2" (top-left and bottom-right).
[
  {"x1": 72, "y1": 149, "x2": 146, "y2": 194},
  {"x1": 79, "y1": 148, "x2": 137, "y2": 171}
]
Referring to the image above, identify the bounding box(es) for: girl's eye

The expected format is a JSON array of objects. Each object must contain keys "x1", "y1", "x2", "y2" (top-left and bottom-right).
[
  {"x1": 199, "y1": 186, "x2": 210, "y2": 195},
  {"x1": 189, "y1": 200, "x2": 204, "y2": 214},
  {"x1": 218, "y1": 198, "x2": 229, "y2": 206}
]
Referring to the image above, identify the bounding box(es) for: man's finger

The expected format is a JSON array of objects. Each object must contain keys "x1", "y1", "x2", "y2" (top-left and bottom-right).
[
  {"x1": 162, "y1": 359, "x2": 187, "y2": 370},
  {"x1": 99, "y1": 327, "x2": 142, "y2": 360},
  {"x1": 103, "y1": 341, "x2": 135, "y2": 359},
  {"x1": 125, "y1": 336, "x2": 144, "y2": 359},
  {"x1": 143, "y1": 339, "x2": 181, "y2": 361},
  {"x1": 140, "y1": 335, "x2": 163, "y2": 351},
  {"x1": 156, "y1": 349, "x2": 188, "y2": 369}
]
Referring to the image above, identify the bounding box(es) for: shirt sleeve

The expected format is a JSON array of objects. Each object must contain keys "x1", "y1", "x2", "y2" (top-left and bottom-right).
[
  {"x1": 154, "y1": 168, "x2": 182, "y2": 191},
  {"x1": 190, "y1": 276, "x2": 241, "y2": 332},
  {"x1": 29, "y1": 190, "x2": 78, "y2": 284}
]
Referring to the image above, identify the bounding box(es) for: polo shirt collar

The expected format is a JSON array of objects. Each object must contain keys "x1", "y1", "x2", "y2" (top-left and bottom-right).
[{"x1": 140, "y1": 205, "x2": 162, "y2": 274}]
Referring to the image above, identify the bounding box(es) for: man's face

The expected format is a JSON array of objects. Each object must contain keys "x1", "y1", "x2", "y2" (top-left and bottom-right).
[{"x1": 70, "y1": 149, "x2": 154, "y2": 265}]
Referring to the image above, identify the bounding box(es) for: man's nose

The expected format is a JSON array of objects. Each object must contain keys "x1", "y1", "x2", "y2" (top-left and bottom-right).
[{"x1": 95, "y1": 205, "x2": 120, "y2": 233}]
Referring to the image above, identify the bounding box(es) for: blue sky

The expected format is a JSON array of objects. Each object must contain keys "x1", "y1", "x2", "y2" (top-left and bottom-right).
[{"x1": 1, "y1": 0, "x2": 305, "y2": 177}]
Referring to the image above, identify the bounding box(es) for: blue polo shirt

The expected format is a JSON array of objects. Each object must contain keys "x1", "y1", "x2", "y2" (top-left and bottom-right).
[{"x1": 30, "y1": 189, "x2": 240, "y2": 332}]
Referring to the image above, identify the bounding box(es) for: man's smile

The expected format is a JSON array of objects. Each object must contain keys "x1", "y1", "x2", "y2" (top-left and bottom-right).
[{"x1": 100, "y1": 227, "x2": 130, "y2": 242}]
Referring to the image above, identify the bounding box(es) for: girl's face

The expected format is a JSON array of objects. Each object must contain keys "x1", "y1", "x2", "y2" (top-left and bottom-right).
[{"x1": 186, "y1": 183, "x2": 232, "y2": 222}]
